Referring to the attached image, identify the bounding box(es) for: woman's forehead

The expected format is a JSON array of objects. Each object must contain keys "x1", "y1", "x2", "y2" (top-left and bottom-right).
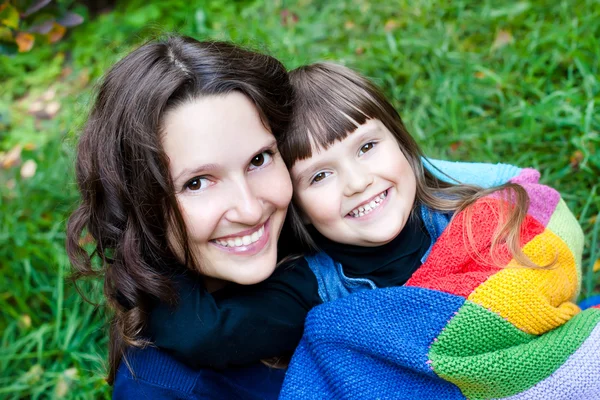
[{"x1": 161, "y1": 93, "x2": 275, "y2": 179}]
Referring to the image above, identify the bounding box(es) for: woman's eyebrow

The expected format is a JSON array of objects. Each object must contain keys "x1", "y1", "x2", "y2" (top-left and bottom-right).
[
  {"x1": 174, "y1": 139, "x2": 278, "y2": 183},
  {"x1": 174, "y1": 163, "x2": 219, "y2": 183},
  {"x1": 246, "y1": 140, "x2": 278, "y2": 164}
]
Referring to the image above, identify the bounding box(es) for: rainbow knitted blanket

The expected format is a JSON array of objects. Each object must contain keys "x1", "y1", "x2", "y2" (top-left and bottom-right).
[{"x1": 280, "y1": 168, "x2": 600, "y2": 399}]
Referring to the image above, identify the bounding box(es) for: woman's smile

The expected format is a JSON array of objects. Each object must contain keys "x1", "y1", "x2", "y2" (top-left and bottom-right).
[{"x1": 211, "y1": 217, "x2": 271, "y2": 255}]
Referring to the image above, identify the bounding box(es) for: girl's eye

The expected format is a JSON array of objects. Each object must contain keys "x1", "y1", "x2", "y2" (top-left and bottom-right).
[
  {"x1": 248, "y1": 151, "x2": 273, "y2": 170},
  {"x1": 311, "y1": 171, "x2": 331, "y2": 184},
  {"x1": 185, "y1": 177, "x2": 211, "y2": 191},
  {"x1": 359, "y1": 142, "x2": 376, "y2": 156}
]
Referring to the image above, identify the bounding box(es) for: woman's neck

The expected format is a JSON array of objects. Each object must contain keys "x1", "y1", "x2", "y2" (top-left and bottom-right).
[{"x1": 203, "y1": 276, "x2": 229, "y2": 293}]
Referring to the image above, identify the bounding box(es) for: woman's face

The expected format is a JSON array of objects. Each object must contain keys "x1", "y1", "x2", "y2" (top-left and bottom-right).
[{"x1": 161, "y1": 92, "x2": 293, "y2": 285}]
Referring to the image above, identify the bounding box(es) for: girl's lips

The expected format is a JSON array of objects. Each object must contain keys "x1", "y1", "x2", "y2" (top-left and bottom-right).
[
  {"x1": 345, "y1": 188, "x2": 391, "y2": 221},
  {"x1": 210, "y1": 218, "x2": 271, "y2": 256}
]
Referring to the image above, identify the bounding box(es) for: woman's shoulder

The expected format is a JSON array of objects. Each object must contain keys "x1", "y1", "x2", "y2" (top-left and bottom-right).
[{"x1": 113, "y1": 346, "x2": 285, "y2": 399}]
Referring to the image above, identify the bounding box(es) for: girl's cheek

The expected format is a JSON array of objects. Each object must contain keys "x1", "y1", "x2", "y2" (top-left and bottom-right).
[{"x1": 301, "y1": 187, "x2": 338, "y2": 224}]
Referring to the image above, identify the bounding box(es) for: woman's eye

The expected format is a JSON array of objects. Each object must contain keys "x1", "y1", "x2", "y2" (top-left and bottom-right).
[
  {"x1": 185, "y1": 177, "x2": 211, "y2": 191},
  {"x1": 248, "y1": 151, "x2": 273, "y2": 170},
  {"x1": 359, "y1": 142, "x2": 376, "y2": 155},
  {"x1": 311, "y1": 171, "x2": 331, "y2": 184}
]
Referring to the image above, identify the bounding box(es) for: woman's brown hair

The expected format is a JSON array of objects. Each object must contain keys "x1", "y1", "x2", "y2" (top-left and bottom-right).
[
  {"x1": 65, "y1": 35, "x2": 293, "y2": 384},
  {"x1": 279, "y1": 62, "x2": 544, "y2": 270}
]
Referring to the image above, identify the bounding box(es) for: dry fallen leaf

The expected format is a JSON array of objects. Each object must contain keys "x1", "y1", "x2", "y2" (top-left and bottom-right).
[
  {"x1": 15, "y1": 32, "x2": 35, "y2": 52},
  {"x1": 475, "y1": 71, "x2": 486, "y2": 79},
  {"x1": 491, "y1": 30, "x2": 514, "y2": 51},
  {"x1": 45, "y1": 101, "x2": 61, "y2": 118},
  {"x1": 23, "y1": 143, "x2": 37, "y2": 151},
  {"x1": 47, "y1": 23, "x2": 67, "y2": 44},
  {"x1": 1, "y1": 145, "x2": 22, "y2": 169},
  {"x1": 79, "y1": 232, "x2": 94, "y2": 246},
  {"x1": 20, "y1": 160, "x2": 37, "y2": 179},
  {"x1": 54, "y1": 377, "x2": 68, "y2": 398},
  {"x1": 344, "y1": 21, "x2": 355, "y2": 30},
  {"x1": 570, "y1": 150, "x2": 584, "y2": 170},
  {"x1": 594, "y1": 259, "x2": 600, "y2": 273},
  {"x1": 19, "y1": 314, "x2": 32, "y2": 329},
  {"x1": 6, "y1": 179, "x2": 16, "y2": 190},
  {"x1": 384, "y1": 19, "x2": 399, "y2": 32},
  {"x1": 64, "y1": 367, "x2": 79, "y2": 380},
  {"x1": 41, "y1": 88, "x2": 56, "y2": 102},
  {"x1": 28, "y1": 100, "x2": 44, "y2": 114},
  {"x1": 450, "y1": 141, "x2": 463, "y2": 153}
]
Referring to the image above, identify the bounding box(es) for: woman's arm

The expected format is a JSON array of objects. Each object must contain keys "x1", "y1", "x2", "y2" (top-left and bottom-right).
[{"x1": 147, "y1": 258, "x2": 321, "y2": 369}]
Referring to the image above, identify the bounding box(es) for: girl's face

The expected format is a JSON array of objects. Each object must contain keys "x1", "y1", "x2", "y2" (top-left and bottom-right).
[
  {"x1": 290, "y1": 119, "x2": 416, "y2": 247},
  {"x1": 162, "y1": 92, "x2": 293, "y2": 285}
]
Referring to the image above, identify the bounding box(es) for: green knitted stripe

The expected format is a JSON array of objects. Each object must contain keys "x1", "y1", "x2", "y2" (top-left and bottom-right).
[
  {"x1": 429, "y1": 303, "x2": 600, "y2": 399},
  {"x1": 547, "y1": 198, "x2": 584, "y2": 297}
]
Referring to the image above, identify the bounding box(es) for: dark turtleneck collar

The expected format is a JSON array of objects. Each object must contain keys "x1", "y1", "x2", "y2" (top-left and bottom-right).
[{"x1": 308, "y1": 206, "x2": 431, "y2": 288}]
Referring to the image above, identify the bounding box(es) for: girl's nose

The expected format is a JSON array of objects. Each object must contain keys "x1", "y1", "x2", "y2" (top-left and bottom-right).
[{"x1": 342, "y1": 162, "x2": 374, "y2": 197}]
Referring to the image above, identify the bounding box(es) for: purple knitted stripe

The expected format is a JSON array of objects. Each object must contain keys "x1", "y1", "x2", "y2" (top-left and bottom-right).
[
  {"x1": 490, "y1": 168, "x2": 559, "y2": 227},
  {"x1": 501, "y1": 322, "x2": 600, "y2": 400}
]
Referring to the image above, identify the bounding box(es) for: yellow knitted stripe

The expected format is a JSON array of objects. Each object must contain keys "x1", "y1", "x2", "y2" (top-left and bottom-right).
[
  {"x1": 546, "y1": 198, "x2": 584, "y2": 300},
  {"x1": 468, "y1": 228, "x2": 579, "y2": 335}
]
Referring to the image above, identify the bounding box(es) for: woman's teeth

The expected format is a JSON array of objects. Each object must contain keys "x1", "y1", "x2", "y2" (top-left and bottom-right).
[
  {"x1": 215, "y1": 225, "x2": 265, "y2": 248},
  {"x1": 349, "y1": 191, "x2": 387, "y2": 217}
]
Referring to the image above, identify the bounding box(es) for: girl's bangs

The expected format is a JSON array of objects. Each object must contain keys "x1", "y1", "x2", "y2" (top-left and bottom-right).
[{"x1": 282, "y1": 78, "x2": 379, "y2": 167}]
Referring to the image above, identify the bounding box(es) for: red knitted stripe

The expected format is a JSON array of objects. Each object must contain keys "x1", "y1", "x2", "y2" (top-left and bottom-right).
[
  {"x1": 592, "y1": 305, "x2": 600, "y2": 310},
  {"x1": 406, "y1": 198, "x2": 545, "y2": 298}
]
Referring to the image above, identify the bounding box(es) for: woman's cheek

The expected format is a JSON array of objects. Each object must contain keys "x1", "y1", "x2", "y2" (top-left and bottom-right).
[
  {"x1": 179, "y1": 195, "x2": 223, "y2": 242},
  {"x1": 257, "y1": 162, "x2": 293, "y2": 208}
]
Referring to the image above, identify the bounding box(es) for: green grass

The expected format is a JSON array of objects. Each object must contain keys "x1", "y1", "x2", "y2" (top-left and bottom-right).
[{"x1": 1, "y1": 0, "x2": 598, "y2": 398}]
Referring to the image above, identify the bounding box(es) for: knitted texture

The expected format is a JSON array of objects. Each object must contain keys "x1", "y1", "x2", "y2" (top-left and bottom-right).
[{"x1": 281, "y1": 166, "x2": 598, "y2": 399}]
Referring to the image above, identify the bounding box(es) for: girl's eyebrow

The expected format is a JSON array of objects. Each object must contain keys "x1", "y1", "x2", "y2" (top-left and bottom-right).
[
  {"x1": 294, "y1": 160, "x2": 329, "y2": 184},
  {"x1": 293, "y1": 127, "x2": 381, "y2": 184}
]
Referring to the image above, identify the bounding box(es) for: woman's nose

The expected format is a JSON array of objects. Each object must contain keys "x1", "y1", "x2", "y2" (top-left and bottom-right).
[{"x1": 225, "y1": 180, "x2": 263, "y2": 226}]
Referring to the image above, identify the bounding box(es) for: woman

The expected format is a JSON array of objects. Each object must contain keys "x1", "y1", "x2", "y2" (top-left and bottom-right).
[{"x1": 66, "y1": 36, "x2": 320, "y2": 399}]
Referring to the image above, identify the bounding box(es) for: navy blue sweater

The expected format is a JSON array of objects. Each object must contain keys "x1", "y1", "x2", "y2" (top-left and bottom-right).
[{"x1": 113, "y1": 346, "x2": 286, "y2": 399}]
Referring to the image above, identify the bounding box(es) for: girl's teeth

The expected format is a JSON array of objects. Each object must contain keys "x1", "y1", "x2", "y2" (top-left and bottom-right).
[
  {"x1": 216, "y1": 225, "x2": 265, "y2": 248},
  {"x1": 349, "y1": 190, "x2": 387, "y2": 218}
]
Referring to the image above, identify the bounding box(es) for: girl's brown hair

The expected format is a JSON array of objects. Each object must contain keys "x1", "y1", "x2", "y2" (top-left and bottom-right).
[
  {"x1": 279, "y1": 62, "x2": 543, "y2": 270},
  {"x1": 65, "y1": 35, "x2": 293, "y2": 384}
]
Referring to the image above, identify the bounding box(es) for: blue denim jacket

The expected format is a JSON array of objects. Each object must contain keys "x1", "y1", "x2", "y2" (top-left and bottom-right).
[{"x1": 304, "y1": 159, "x2": 522, "y2": 303}]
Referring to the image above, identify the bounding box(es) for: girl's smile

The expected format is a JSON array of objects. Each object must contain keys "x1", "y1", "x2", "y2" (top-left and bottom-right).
[{"x1": 345, "y1": 188, "x2": 390, "y2": 219}]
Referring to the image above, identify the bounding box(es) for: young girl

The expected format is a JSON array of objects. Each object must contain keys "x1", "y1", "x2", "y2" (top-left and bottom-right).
[{"x1": 277, "y1": 62, "x2": 600, "y2": 399}]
